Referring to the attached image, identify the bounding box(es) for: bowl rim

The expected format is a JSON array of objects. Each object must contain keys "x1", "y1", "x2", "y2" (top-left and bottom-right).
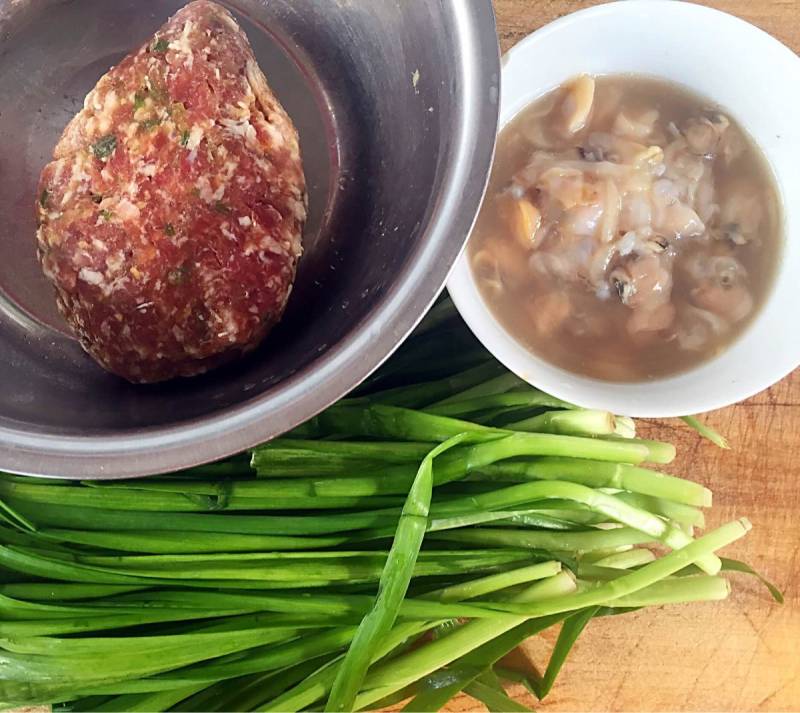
[
  {"x1": 448, "y1": 0, "x2": 800, "y2": 417},
  {"x1": 0, "y1": 0, "x2": 501, "y2": 479}
]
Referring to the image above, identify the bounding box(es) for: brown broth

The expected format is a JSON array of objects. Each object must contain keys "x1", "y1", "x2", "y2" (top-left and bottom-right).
[{"x1": 470, "y1": 74, "x2": 782, "y2": 382}]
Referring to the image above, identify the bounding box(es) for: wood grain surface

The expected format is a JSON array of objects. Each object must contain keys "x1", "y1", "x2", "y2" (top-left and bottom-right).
[{"x1": 443, "y1": 2, "x2": 800, "y2": 711}]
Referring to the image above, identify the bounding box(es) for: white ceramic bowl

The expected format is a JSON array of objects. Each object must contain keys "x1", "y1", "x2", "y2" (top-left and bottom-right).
[{"x1": 448, "y1": 0, "x2": 800, "y2": 417}]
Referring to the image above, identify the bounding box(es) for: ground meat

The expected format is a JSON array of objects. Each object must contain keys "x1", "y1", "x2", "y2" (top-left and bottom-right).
[{"x1": 35, "y1": 0, "x2": 306, "y2": 383}]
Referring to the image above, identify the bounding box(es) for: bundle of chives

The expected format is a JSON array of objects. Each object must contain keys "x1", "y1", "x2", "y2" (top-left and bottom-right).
[{"x1": 0, "y1": 298, "x2": 779, "y2": 712}]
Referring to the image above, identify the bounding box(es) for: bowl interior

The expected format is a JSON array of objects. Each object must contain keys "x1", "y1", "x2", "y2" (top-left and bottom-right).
[
  {"x1": 0, "y1": 0, "x2": 499, "y2": 475},
  {"x1": 449, "y1": 0, "x2": 800, "y2": 417}
]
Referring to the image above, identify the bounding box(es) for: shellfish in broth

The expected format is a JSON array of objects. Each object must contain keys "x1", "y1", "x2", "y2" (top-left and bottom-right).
[{"x1": 470, "y1": 74, "x2": 782, "y2": 381}]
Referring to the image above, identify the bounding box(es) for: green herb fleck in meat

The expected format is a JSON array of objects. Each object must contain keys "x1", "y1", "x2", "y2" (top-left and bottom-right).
[
  {"x1": 164, "y1": 223, "x2": 176, "y2": 237},
  {"x1": 100, "y1": 209, "x2": 113, "y2": 221},
  {"x1": 148, "y1": 84, "x2": 170, "y2": 104},
  {"x1": 180, "y1": 129, "x2": 191, "y2": 147},
  {"x1": 139, "y1": 117, "x2": 162, "y2": 131},
  {"x1": 91, "y1": 135, "x2": 117, "y2": 160},
  {"x1": 214, "y1": 201, "x2": 232, "y2": 215},
  {"x1": 151, "y1": 38, "x2": 170, "y2": 53},
  {"x1": 167, "y1": 263, "x2": 190, "y2": 285},
  {"x1": 133, "y1": 91, "x2": 146, "y2": 111},
  {"x1": 39, "y1": 189, "x2": 49, "y2": 209}
]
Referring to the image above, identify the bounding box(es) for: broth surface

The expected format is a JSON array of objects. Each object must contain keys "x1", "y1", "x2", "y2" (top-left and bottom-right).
[{"x1": 470, "y1": 74, "x2": 782, "y2": 381}]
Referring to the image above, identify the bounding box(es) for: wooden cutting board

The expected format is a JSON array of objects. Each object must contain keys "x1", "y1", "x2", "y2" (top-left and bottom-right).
[{"x1": 444, "y1": 2, "x2": 800, "y2": 711}]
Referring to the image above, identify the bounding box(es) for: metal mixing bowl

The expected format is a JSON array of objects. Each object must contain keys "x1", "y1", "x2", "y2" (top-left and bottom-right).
[{"x1": 0, "y1": 0, "x2": 499, "y2": 478}]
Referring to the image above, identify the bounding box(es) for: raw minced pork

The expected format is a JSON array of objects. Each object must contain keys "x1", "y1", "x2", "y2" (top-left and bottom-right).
[{"x1": 36, "y1": 0, "x2": 306, "y2": 382}]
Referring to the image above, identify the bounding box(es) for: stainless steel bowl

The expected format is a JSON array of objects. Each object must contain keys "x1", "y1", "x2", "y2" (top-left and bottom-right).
[{"x1": 0, "y1": 0, "x2": 499, "y2": 478}]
